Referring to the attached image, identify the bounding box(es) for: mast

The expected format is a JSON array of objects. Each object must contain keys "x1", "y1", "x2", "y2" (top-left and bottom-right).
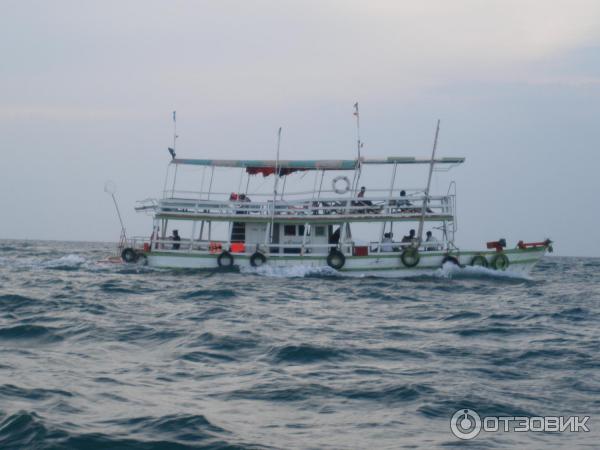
[
  {"x1": 270, "y1": 127, "x2": 282, "y2": 243},
  {"x1": 352, "y1": 102, "x2": 363, "y2": 194},
  {"x1": 170, "y1": 110, "x2": 179, "y2": 195},
  {"x1": 417, "y1": 119, "x2": 440, "y2": 245}
]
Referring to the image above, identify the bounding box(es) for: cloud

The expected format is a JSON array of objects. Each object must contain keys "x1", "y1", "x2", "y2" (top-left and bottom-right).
[{"x1": 4, "y1": 0, "x2": 600, "y2": 112}]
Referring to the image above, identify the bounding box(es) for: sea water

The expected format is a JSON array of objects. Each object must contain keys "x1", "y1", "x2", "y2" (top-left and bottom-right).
[{"x1": 0, "y1": 240, "x2": 598, "y2": 449}]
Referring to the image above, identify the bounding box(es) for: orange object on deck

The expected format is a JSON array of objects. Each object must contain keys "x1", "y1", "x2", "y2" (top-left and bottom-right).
[{"x1": 230, "y1": 242, "x2": 246, "y2": 253}]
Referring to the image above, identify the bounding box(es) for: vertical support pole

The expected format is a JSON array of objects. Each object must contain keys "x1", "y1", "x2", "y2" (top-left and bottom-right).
[
  {"x1": 207, "y1": 166, "x2": 215, "y2": 200},
  {"x1": 300, "y1": 222, "x2": 309, "y2": 255},
  {"x1": 270, "y1": 127, "x2": 282, "y2": 243},
  {"x1": 190, "y1": 220, "x2": 197, "y2": 251}
]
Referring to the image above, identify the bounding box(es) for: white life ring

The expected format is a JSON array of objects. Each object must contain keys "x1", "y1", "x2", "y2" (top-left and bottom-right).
[{"x1": 332, "y1": 176, "x2": 351, "y2": 195}]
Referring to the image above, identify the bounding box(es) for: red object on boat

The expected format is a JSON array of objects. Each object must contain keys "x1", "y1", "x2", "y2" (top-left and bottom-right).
[
  {"x1": 230, "y1": 243, "x2": 246, "y2": 253},
  {"x1": 353, "y1": 246, "x2": 369, "y2": 257},
  {"x1": 209, "y1": 242, "x2": 222, "y2": 253},
  {"x1": 517, "y1": 240, "x2": 550, "y2": 249},
  {"x1": 486, "y1": 239, "x2": 506, "y2": 252},
  {"x1": 143, "y1": 243, "x2": 150, "y2": 252}
]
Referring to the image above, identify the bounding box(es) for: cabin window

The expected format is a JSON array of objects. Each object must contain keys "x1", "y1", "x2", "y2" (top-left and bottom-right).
[
  {"x1": 314, "y1": 226, "x2": 325, "y2": 237},
  {"x1": 298, "y1": 225, "x2": 306, "y2": 236},
  {"x1": 284, "y1": 225, "x2": 296, "y2": 236}
]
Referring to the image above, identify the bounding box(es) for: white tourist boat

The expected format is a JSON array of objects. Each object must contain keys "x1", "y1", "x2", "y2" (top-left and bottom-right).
[{"x1": 114, "y1": 128, "x2": 552, "y2": 277}]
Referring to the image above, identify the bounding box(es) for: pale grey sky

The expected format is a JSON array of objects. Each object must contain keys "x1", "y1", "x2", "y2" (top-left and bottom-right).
[{"x1": 1, "y1": 0, "x2": 599, "y2": 256}]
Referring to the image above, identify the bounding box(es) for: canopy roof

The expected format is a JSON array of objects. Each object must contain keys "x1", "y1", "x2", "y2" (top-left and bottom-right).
[{"x1": 172, "y1": 156, "x2": 465, "y2": 171}]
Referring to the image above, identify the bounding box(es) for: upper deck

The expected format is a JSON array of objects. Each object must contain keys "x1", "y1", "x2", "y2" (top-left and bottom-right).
[
  {"x1": 137, "y1": 155, "x2": 463, "y2": 224},
  {"x1": 136, "y1": 192, "x2": 455, "y2": 223}
]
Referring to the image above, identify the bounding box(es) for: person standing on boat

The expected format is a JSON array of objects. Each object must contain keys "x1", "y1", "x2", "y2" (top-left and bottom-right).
[
  {"x1": 357, "y1": 186, "x2": 366, "y2": 198},
  {"x1": 425, "y1": 230, "x2": 441, "y2": 251},
  {"x1": 381, "y1": 232, "x2": 394, "y2": 252},
  {"x1": 171, "y1": 230, "x2": 181, "y2": 250}
]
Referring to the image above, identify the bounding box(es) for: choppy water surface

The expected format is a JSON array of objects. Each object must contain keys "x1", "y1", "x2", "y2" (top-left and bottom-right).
[{"x1": 0, "y1": 240, "x2": 598, "y2": 449}]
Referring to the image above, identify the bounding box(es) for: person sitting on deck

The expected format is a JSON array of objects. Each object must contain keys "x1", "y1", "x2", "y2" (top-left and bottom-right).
[
  {"x1": 398, "y1": 190, "x2": 413, "y2": 210},
  {"x1": 401, "y1": 229, "x2": 416, "y2": 246},
  {"x1": 171, "y1": 230, "x2": 181, "y2": 250},
  {"x1": 354, "y1": 186, "x2": 374, "y2": 213},
  {"x1": 236, "y1": 193, "x2": 251, "y2": 214},
  {"x1": 425, "y1": 230, "x2": 441, "y2": 251}
]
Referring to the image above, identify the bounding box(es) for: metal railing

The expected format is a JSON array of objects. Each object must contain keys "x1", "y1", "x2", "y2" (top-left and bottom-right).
[
  {"x1": 137, "y1": 194, "x2": 455, "y2": 219},
  {"x1": 122, "y1": 236, "x2": 447, "y2": 257}
]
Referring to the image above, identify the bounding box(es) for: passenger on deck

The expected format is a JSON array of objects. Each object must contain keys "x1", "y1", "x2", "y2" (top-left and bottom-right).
[
  {"x1": 329, "y1": 227, "x2": 341, "y2": 246},
  {"x1": 425, "y1": 231, "x2": 441, "y2": 251},
  {"x1": 237, "y1": 194, "x2": 250, "y2": 214},
  {"x1": 401, "y1": 229, "x2": 416, "y2": 245},
  {"x1": 171, "y1": 230, "x2": 181, "y2": 250},
  {"x1": 398, "y1": 190, "x2": 412, "y2": 209},
  {"x1": 355, "y1": 186, "x2": 373, "y2": 213},
  {"x1": 229, "y1": 192, "x2": 238, "y2": 201},
  {"x1": 381, "y1": 232, "x2": 394, "y2": 252}
]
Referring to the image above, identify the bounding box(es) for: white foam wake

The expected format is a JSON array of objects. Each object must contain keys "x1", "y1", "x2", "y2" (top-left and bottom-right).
[
  {"x1": 43, "y1": 254, "x2": 87, "y2": 268},
  {"x1": 240, "y1": 264, "x2": 339, "y2": 278},
  {"x1": 434, "y1": 262, "x2": 532, "y2": 280}
]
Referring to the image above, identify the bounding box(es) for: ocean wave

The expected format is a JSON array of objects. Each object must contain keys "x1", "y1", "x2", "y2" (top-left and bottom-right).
[
  {"x1": 0, "y1": 324, "x2": 63, "y2": 343},
  {"x1": 179, "y1": 289, "x2": 237, "y2": 300},
  {"x1": 0, "y1": 294, "x2": 41, "y2": 312},
  {"x1": 269, "y1": 344, "x2": 347, "y2": 364},
  {"x1": 0, "y1": 412, "x2": 265, "y2": 450}
]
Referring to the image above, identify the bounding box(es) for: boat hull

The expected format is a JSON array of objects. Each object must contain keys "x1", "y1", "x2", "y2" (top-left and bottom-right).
[{"x1": 142, "y1": 247, "x2": 546, "y2": 277}]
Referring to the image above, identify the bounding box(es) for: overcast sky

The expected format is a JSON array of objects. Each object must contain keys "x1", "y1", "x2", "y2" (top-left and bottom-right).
[{"x1": 1, "y1": 0, "x2": 599, "y2": 256}]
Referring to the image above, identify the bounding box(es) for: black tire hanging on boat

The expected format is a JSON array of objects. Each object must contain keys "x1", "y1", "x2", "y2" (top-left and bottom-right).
[
  {"x1": 491, "y1": 253, "x2": 509, "y2": 270},
  {"x1": 470, "y1": 255, "x2": 488, "y2": 267},
  {"x1": 400, "y1": 247, "x2": 420, "y2": 267},
  {"x1": 327, "y1": 249, "x2": 346, "y2": 270},
  {"x1": 121, "y1": 248, "x2": 138, "y2": 263},
  {"x1": 250, "y1": 252, "x2": 267, "y2": 267},
  {"x1": 441, "y1": 255, "x2": 461, "y2": 267},
  {"x1": 217, "y1": 251, "x2": 234, "y2": 268}
]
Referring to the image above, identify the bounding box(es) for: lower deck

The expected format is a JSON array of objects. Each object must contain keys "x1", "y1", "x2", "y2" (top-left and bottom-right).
[{"x1": 139, "y1": 246, "x2": 546, "y2": 277}]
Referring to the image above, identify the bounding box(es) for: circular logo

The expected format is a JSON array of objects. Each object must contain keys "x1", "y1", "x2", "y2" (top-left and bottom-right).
[{"x1": 450, "y1": 409, "x2": 481, "y2": 440}]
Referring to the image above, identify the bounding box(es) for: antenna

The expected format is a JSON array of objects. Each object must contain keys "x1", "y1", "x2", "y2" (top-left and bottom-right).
[
  {"x1": 353, "y1": 102, "x2": 362, "y2": 161},
  {"x1": 172, "y1": 110, "x2": 178, "y2": 151},
  {"x1": 170, "y1": 110, "x2": 179, "y2": 194}
]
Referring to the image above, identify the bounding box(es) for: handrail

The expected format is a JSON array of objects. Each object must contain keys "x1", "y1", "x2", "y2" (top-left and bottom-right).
[
  {"x1": 124, "y1": 236, "x2": 445, "y2": 255},
  {"x1": 137, "y1": 193, "x2": 455, "y2": 219}
]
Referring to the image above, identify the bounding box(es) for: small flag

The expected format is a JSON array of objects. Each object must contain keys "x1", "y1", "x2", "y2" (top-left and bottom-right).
[
  {"x1": 353, "y1": 102, "x2": 359, "y2": 117},
  {"x1": 168, "y1": 147, "x2": 176, "y2": 159},
  {"x1": 173, "y1": 111, "x2": 176, "y2": 122}
]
